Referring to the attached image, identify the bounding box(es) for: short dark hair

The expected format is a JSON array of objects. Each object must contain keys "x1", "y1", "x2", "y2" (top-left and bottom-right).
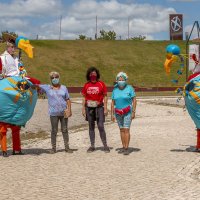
[{"x1": 86, "y1": 66, "x2": 100, "y2": 81}]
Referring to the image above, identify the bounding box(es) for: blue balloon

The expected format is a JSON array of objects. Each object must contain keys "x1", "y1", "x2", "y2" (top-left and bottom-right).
[
  {"x1": 0, "y1": 77, "x2": 37, "y2": 126},
  {"x1": 166, "y1": 44, "x2": 180, "y2": 55}
]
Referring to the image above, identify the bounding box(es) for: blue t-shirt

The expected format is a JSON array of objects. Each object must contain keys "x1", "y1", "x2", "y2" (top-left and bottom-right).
[
  {"x1": 112, "y1": 85, "x2": 136, "y2": 110},
  {"x1": 40, "y1": 84, "x2": 70, "y2": 116}
]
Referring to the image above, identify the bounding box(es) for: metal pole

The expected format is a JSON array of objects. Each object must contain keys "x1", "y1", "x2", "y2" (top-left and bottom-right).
[
  {"x1": 128, "y1": 17, "x2": 130, "y2": 39},
  {"x1": 186, "y1": 21, "x2": 198, "y2": 81},
  {"x1": 59, "y1": 15, "x2": 62, "y2": 40},
  {"x1": 197, "y1": 21, "x2": 200, "y2": 38},
  {"x1": 95, "y1": 15, "x2": 98, "y2": 39}
]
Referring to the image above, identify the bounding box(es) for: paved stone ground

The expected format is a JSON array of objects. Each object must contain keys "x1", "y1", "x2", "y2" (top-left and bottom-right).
[{"x1": 1, "y1": 97, "x2": 200, "y2": 200}]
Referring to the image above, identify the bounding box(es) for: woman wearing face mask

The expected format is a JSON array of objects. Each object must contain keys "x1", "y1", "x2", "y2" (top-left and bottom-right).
[
  {"x1": 38, "y1": 71, "x2": 73, "y2": 153},
  {"x1": 111, "y1": 72, "x2": 136, "y2": 155},
  {"x1": 81, "y1": 67, "x2": 110, "y2": 153}
]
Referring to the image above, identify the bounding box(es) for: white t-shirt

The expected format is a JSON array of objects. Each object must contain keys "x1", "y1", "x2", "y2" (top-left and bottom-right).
[{"x1": 0, "y1": 51, "x2": 19, "y2": 76}]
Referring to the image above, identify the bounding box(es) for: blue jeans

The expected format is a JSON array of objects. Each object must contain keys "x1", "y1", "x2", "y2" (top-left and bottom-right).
[{"x1": 116, "y1": 112, "x2": 132, "y2": 129}]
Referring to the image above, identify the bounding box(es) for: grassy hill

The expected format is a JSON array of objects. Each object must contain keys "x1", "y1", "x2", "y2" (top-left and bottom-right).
[{"x1": 0, "y1": 40, "x2": 188, "y2": 87}]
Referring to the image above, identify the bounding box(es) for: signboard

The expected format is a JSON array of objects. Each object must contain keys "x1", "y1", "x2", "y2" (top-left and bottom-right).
[
  {"x1": 169, "y1": 14, "x2": 183, "y2": 40},
  {"x1": 189, "y1": 44, "x2": 200, "y2": 72}
]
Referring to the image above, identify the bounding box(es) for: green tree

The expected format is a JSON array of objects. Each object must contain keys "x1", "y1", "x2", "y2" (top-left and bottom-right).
[
  {"x1": 98, "y1": 29, "x2": 116, "y2": 40},
  {"x1": 79, "y1": 34, "x2": 86, "y2": 40},
  {"x1": 130, "y1": 35, "x2": 146, "y2": 41}
]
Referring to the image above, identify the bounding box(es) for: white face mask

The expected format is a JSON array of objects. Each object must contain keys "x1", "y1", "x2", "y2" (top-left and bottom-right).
[
  {"x1": 52, "y1": 78, "x2": 59, "y2": 85},
  {"x1": 118, "y1": 80, "x2": 126, "y2": 87}
]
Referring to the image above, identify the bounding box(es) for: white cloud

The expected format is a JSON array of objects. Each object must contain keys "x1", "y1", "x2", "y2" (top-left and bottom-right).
[
  {"x1": 0, "y1": 0, "x2": 62, "y2": 17},
  {"x1": 184, "y1": 23, "x2": 200, "y2": 40},
  {"x1": 0, "y1": 0, "x2": 177, "y2": 40},
  {"x1": 38, "y1": 0, "x2": 176, "y2": 40}
]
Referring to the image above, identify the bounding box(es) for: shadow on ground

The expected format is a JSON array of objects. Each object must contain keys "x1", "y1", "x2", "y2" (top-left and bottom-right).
[
  {"x1": 116, "y1": 147, "x2": 141, "y2": 154},
  {"x1": 171, "y1": 145, "x2": 200, "y2": 153},
  {"x1": 4, "y1": 148, "x2": 78, "y2": 156}
]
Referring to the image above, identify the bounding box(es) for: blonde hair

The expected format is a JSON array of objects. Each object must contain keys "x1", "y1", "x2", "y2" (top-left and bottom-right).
[
  {"x1": 6, "y1": 42, "x2": 15, "y2": 49},
  {"x1": 49, "y1": 71, "x2": 60, "y2": 78}
]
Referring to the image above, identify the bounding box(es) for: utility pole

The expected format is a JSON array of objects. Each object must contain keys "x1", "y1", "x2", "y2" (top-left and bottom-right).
[
  {"x1": 59, "y1": 15, "x2": 62, "y2": 40},
  {"x1": 95, "y1": 15, "x2": 98, "y2": 39},
  {"x1": 128, "y1": 17, "x2": 130, "y2": 40}
]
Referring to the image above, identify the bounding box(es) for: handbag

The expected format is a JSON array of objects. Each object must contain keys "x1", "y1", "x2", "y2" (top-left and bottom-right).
[
  {"x1": 115, "y1": 105, "x2": 131, "y2": 116},
  {"x1": 87, "y1": 100, "x2": 98, "y2": 108}
]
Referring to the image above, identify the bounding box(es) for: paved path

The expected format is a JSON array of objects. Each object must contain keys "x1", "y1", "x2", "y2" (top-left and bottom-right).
[{"x1": 1, "y1": 98, "x2": 200, "y2": 200}]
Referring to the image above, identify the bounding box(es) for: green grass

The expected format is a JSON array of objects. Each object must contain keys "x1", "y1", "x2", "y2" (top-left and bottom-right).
[{"x1": 0, "y1": 40, "x2": 190, "y2": 87}]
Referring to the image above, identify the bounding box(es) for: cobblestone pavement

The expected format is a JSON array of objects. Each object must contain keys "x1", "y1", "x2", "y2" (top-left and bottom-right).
[{"x1": 1, "y1": 98, "x2": 200, "y2": 200}]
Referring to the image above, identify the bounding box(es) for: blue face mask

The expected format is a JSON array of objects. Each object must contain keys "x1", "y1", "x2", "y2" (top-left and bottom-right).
[
  {"x1": 118, "y1": 80, "x2": 126, "y2": 87},
  {"x1": 52, "y1": 78, "x2": 59, "y2": 85}
]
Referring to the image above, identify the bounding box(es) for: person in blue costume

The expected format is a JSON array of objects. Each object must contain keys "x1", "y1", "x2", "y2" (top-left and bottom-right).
[
  {"x1": 0, "y1": 33, "x2": 37, "y2": 157},
  {"x1": 164, "y1": 44, "x2": 200, "y2": 151},
  {"x1": 184, "y1": 64, "x2": 200, "y2": 151},
  {"x1": 111, "y1": 72, "x2": 137, "y2": 155}
]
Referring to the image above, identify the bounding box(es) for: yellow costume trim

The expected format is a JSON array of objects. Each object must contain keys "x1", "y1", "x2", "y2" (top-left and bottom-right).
[{"x1": 189, "y1": 90, "x2": 200, "y2": 104}]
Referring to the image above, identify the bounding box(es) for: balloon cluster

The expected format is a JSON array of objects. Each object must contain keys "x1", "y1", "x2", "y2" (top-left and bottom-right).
[
  {"x1": 164, "y1": 44, "x2": 184, "y2": 95},
  {"x1": 164, "y1": 44, "x2": 181, "y2": 75}
]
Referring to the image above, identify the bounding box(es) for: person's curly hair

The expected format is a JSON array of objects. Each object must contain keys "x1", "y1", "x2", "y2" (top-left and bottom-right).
[{"x1": 86, "y1": 66, "x2": 100, "y2": 81}]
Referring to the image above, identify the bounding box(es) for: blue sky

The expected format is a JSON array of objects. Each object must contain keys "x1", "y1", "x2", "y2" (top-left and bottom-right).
[{"x1": 0, "y1": 0, "x2": 199, "y2": 40}]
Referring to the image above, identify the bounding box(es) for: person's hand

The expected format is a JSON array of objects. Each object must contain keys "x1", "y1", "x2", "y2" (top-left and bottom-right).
[
  {"x1": 68, "y1": 110, "x2": 72, "y2": 118},
  {"x1": 111, "y1": 115, "x2": 115, "y2": 122},
  {"x1": 131, "y1": 112, "x2": 135, "y2": 120},
  {"x1": 104, "y1": 107, "x2": 108, "y2": 116},
  {"x1": 64, "y1": 109, "x2": 72, "y2": 118},
  {"x1": 31, "y1": 85, "x2": 37, "y2": 89},
  {"x1": 82, "y1": 107, "x2": 86, "y2": 118}
]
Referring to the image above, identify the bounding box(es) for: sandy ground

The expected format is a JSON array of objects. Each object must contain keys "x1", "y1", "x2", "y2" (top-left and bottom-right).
[{"x1": 1, "y1": 97, "x2": 200, "y2": 200}]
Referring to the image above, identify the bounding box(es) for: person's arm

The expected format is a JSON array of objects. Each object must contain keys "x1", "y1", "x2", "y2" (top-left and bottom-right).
[
  {"x1": 64, "y1": 87, "x2": 72, "y2": 117},
  {"x1": 101, "y1": 82, "x2": 108, "y2": 116},
  {"x1": 111, "y1": 99, "x2": 115, "y2": 122},
  {"x1": 82, "y1": 97, "x2": 86, "y2": 117},
  {"x1": 81, "y1": 83, "x2": 87, "y2": 118},
  {"x1": 131, "y1": 97, "x2": 137, "y2": 119},
  {"x1": 103, "y1": 95, "x2": 108, "y2": 116},
  {"x1": 65, "y1": 99, "x2": 72, "y2": 117}
]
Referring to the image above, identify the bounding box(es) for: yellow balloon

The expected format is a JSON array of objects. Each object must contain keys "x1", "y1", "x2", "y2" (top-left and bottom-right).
[
  {"x1": 164, "y1": 55, "x2": 177, "y2": 75},
  {"x1": 18, "y1": 39, "x2": 34, "y2": 58}
]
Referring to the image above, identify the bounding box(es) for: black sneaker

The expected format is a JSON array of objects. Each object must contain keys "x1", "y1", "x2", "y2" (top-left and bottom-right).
[
  {"x1": 87, "y1": 146, "x2": 95, "y2": 153},
  {"x1": 104, "y1": 146, "x2": 110, "y2": 153},
  {"x1": 18, "y1": 151, "x2": 24, "y2": 155},
  {"x1": 49, "y1": 149, "x2": 56, "y2": 154},
  {"x1": 118, "y1": 148, "x2": 125, "y2": 154},
  {"x1": 65, "y1": 148, "x2": 73, "y2": 153},
  {"x1": 13, "y1": 150, "x2": 24, "y2": 155},
  {"x1": 2, "y1": 151, "x2": 8, "y2": 157},
  {"x1": 123, "y1": 149, "x2": 130, "y2": 155}
]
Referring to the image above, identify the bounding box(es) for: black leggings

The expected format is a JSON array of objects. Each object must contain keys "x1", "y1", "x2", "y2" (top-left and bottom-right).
[{"x1": 86, "y1": 106, "x2": 107, "y2": 147}]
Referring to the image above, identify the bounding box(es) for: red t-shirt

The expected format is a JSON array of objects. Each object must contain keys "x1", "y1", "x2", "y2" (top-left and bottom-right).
[{"x1": 81, "y1": 81, "x2": 107, "y2": 104}]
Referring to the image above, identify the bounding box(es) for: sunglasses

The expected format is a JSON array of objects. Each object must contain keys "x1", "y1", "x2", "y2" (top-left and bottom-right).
[{"x1": 51, "y1": 76, "x2": 59, "y2": 79}]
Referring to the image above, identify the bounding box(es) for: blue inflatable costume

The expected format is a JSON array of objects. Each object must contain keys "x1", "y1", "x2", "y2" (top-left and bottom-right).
[
  {"x1": 164, "y1": 44, "x2": 200, "y2": 150},
  {"x1": 0, "y1": 33, "x2": 37, "y2": 157}
]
